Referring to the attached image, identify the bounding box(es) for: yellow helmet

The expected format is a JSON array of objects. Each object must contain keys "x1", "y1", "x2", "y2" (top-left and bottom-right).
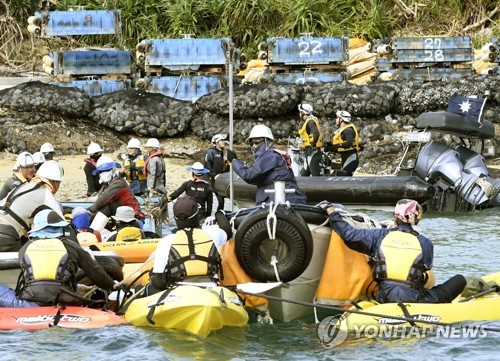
[{"x1": 116, "y1": 227, "x2": 142, "y2": 242}]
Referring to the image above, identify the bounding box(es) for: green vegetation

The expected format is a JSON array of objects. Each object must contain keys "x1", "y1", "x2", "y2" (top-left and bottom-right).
[{"x1": 1, "y1": 0, "x2": 499, "y2": 66}]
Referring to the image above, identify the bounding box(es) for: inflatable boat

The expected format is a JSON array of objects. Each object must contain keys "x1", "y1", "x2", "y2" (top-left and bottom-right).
[
  {"x1": 215, "y1": 111, "x2": 500, "y2": 212},
  {"x1": 0, "y1": 305, "x2": 125, "y2": 330},
  {"x1": 123, "y1": 284, "x2": 248, "y2": 337},
  {"x1": 337, "y1": 272, "x2": 500, "y2": 334}
]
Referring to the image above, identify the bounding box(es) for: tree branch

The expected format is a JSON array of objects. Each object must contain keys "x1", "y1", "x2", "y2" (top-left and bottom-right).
[
  {"x1": 462, "y1": 6, "x2": 499, "y2": 33},
  {"x1": 391, "y1": 0, "x2": 416, "y2": 18}
]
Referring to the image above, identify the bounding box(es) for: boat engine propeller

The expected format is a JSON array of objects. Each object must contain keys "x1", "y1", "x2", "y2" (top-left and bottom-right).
[{"x1": 415, "y1": 141, "x2": 500, "y2": 207}]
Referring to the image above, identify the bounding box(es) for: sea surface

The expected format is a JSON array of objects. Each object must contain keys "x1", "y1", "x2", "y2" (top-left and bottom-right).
[{"x1": 2, "y1": 207, "x2": 499, "y2": 361}]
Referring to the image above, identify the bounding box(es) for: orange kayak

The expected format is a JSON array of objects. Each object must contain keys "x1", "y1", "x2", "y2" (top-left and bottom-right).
[
  {"x1": 81, "y1": 238, "x2": 160, "y2": 263},
  {"x1": 0, "y1": 306, "x2": 126, "y2": 330}
]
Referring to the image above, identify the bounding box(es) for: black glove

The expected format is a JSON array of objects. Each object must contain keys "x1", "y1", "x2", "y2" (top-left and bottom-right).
[{"x1": 226, "y1": 149, "x2": 238, "y2": 162}]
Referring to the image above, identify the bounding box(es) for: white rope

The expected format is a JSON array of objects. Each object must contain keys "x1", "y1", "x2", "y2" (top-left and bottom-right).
[{"x1": 266, "y1": 202, "x2": 281, "y2": 282}]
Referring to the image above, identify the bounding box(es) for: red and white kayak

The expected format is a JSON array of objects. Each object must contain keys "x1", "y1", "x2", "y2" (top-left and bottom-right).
[{"x1": 0, "y1": 306, "x2": 126, "y2": 330}]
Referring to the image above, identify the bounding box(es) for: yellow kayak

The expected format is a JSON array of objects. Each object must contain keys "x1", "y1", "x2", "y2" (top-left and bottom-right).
[
  {"x1": 124, "y1": 284, "x2": 249, "y2": 337},
  {"x1": 338, "y1": 272, "x2": 500, "y2": 333}
]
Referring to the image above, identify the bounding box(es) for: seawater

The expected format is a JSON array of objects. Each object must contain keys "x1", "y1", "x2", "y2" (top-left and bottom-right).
[{"x1": 2, "y1": 208, "x2": 499, "y2": 361}]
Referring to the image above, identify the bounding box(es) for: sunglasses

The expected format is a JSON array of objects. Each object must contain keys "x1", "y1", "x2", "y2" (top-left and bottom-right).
[{"x1": 249, "y1": 138, "x2": 264, "y2": 146}]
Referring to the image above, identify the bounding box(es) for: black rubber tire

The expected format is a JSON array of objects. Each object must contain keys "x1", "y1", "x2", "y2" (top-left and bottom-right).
[
  {"x1": 76, "y1": 255, "x2": 124, "y2": 284},
  {"x1": 234, "y1": 205, "x2": 313, "y2": 282}
]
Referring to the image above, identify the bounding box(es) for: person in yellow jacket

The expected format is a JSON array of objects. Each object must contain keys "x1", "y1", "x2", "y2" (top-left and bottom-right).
[
  {"x1": 123, "y1": 138, "x2": 147, "y2": 196},
  {"x1": 326, "y1": 110, "x2": 360, "y2": 176},
  {"x1": 146, "y1": 196, "x2": 232, "y2": 295},
  {"x1": 297, "y1": 103, "x2": 323, "y2": 176}
]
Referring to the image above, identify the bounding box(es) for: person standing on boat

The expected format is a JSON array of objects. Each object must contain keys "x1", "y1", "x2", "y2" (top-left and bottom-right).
[
  {"x1": 167, "y1": 162, "x2": 213, "y2": 220},
  {"x1": 0, "y1": 152, "x2": 37, "y2": 200},
  {"x1": 325, "y1": 110, "x2": 360, "y2": 176},
  {"x1": 123, "y1": 138, "x2": 148, "y2": 196},
  {"x1": 146, "y1": 196, "x2": 232, "y2": 295},
  {"x1": 297, "y1": 103, "x2": 323, "y2": 176},
  {"x1": 203, "y1": 133, "x2": 230, "y2": 212},
  {"x1": 0, "y1": 209, "x2": 116, "y2": 308},
  {"x1": 88, "y1": 155, "x2": 145, "y2": 225},
  {"x1": 143, "y1": 138, "x2": 166, "y2": 197},
  {"x1": 40, "y1": 142, "x2": 55, "y2": 161},
  {"x1": 321, "y1": 199, "x2": 466, "y2": 303},
  {"x1": 227, "y1": 124, "x2": 307, "y2": 205},
  {"x1": 0, "y1": 160, "x2": 65, "y2": 252},
  {"x1": 84, "y1": 142, "x2": 104, "y2": 197}
]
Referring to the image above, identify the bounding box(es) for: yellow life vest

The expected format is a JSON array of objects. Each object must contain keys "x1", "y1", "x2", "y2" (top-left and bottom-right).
[
  {"x1": 332, "y1": 123, "x2": 360, "y2": 152},
  {"x1": 168, "y1": 228, "x2": 220, "y2": 280},
  {"x1": 374, "y1": 230, "x2": 425, "y2": 286},
  {"x1": 21, "y1": 238, "x2": 70, "y2": 282},
  {"x1": 123, "y1": 155, "x2": 146, "y2": 182},
  {"x1": 298, "y1": 115, "x2": 323, "y2": 147}
]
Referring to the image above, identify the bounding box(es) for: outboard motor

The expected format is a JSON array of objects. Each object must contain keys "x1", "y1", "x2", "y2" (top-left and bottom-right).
[{"x1": 415, "y1": 141, "x2": 500, "y2": 207}]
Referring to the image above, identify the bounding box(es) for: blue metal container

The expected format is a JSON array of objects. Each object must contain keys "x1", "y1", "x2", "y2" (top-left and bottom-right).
[
  {"x1": 144, "y1": 75, "x2": 227, "y2": 101},
  {"x1": 266, "y1": 37, "x2": 348, "y2": 65},
  {"x1": 35, "y1": 10, "x2": 120, "y2": 36},
  {"x1": 52, "y1": 50, "x2": 132, "y2": 76},
  {"x1": 50, "y1": 79, "x2": 132, "y2": 96}
]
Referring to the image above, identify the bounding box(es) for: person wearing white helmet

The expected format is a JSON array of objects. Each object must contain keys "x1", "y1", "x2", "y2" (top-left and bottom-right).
[
  {"x1": 32, "y1": 152, "x2": 45, "y2": 171},
  {"x1": 84, "y1": 142, "x2": 104, "y2": 197},
  {"x1": 297, "y1": 103, "x2": 323, "y2": 176},
  {"x1": 88, "y1": 155, "x2": 145, "y2": 224},
  {"x1": 167, "y1": 162, "x2": 213, "y2": 219},
  {"x1": 226, "y1": 124, "x2": 307, "y2": 205},
  {"x1": 0, "y1": 152, "x2": 37, "y2": 200},
  {"x1": 320, "y1": 199, "x2": 466, "y2": 304},
  {"x1": 0, "y1": 160, "x2": 65, "y2": 252},
  {"x1": 143, "y1": 138, "x2": 166, "y2": 196},
  {"x1": 123, "y1": 138, "x2": 147, "y2": 196},
  {"x1": 40, "y1": 142, "x2": 55, "y2": 161},
  {"x1": 325, "y1": 110, "x2": 361, "y2": 176},
  {"x1": 203, "y1": 133, "x2": 229, "y2": 211}
]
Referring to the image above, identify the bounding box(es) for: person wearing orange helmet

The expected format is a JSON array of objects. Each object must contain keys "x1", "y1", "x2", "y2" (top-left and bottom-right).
[{"x1": 320, "y1": 199, "x2": 466, "y2": 304}]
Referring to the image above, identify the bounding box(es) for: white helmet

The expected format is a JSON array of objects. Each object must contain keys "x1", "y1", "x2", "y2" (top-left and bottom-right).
[
  {"x1": 144, "y1": 138, "x2": 160, "y2": 148},
  {"x1": 40, "y1": 142, "x2": 55, "y2": 154},
  {"x1": 298, "y1": 103, "x2": 313, "y2": 115},
  {"x1": 211, "y1": 133, "x2": 227, "y2": 145},
  {"x1": 127, "y1": 138, "x2": 141, "y2": 149},
  {"x1": 16, "y1": 152, "x2": 36, "y2": 168},
  {"x1": 95, "y1": 155, "x2": 117, "y2": 171},
  {"x1": 32, "y1": 152, "x2": 45, "y2": 165},
  {"x1": 87, "y1": 142, "x2": 104, "y2": 155},
  {"x1": 37, "y1": 160, "x2": 64, "y2": 181},
  {"x1": 248, "y1": 124, "x2": 274, "y2": 140},
  {"x1": 336, "y1": 110, "x2": 352, "y2": 122},
  {"x1": 186, "y1": 162, "x2": 209, "y2": 175}
]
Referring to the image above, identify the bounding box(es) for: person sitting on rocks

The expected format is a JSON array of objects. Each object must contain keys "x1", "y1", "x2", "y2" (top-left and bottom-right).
[
  {"x1": 84, "y1": 142, "x2": 104, "y2": 197},
  {"x1": 0, "y1": 152, "x2": 37, "y2": 200},
  {"x1": 105, "y1": 206, "x2": 145, "y2": 242},
  {"x1": 168, "y1": 162, "x2": 213, "y2": 220}
]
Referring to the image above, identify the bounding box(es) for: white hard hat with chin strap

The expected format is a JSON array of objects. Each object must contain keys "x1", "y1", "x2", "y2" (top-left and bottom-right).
[
  {"x1": 127, "y1": 138, "x2": 141, "y2": 149},
  {"x1": 248, "y1": 124, "x2": 274, "y2": 140},
  {"x1": 40, "y1": 142, "x2": 54, "y2": 154},
  {"x1": 336, "y1": 110, "x2": 352, "y2": 123},
  {"x1": 87, "y1": 142, "x2": 104, "y2": 155}
]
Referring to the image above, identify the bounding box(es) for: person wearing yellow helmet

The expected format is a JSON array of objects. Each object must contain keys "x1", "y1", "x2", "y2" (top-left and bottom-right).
[{"x1": 320, "y1": 199, "x2": 466, "y2": 304}]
